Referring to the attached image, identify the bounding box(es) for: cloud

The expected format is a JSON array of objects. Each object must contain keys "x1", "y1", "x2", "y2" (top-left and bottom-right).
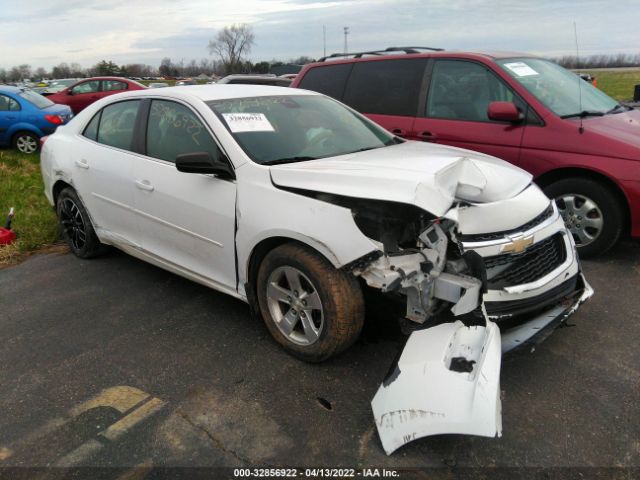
[{"x1": 0, "y1": 0, "x2": 638, "y2": 70}]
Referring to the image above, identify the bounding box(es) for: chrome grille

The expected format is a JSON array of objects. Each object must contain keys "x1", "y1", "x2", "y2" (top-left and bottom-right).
[{"x1": 484, "y1": 233, "x2": 566, "y2": 289}]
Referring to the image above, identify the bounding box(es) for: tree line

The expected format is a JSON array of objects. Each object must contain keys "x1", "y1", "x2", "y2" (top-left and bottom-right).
[{"x1": 549, "y1": 52, "x2": 640, "y2": 69}]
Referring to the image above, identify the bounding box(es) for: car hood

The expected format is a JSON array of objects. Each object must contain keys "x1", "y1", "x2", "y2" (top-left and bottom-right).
[
  {"x1": 579, "y1": 109, "x2": 640, "y2": 161},
  {"x1": 269, "y1": 141, "x2": 532, "y2": 217}
]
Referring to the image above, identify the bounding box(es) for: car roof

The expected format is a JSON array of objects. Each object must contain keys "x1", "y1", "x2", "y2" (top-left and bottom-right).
[
  {"x1": 113, "y1": 84, "x2": 318, "y2": 102},
  {"x1": 0, "y1": 86, "x2": 23, "y2": 94},
  {"x1": 311, "y1": 49, "x2": 539, "y2": 66}
]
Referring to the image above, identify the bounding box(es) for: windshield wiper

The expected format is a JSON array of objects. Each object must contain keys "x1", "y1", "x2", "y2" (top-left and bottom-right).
[
  {"x1": 261, "y1": 156, "x2": 316, "y2": 166},
  {"x1": 606, "y1": 104, "x2": 633, "y2": 114},
  {"x1": 560, "y1": 110, "x2": 605, "y2": 119}
]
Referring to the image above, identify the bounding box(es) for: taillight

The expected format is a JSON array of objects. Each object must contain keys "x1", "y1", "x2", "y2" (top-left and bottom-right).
[{"x1": 45, "y1": 114, "x2": 64, "y2": 125}]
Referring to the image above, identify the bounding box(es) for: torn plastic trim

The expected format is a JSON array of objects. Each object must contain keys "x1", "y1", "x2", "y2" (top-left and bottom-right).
[
  {"x1": 356, "y1": 223, "x2": 483, "y2": 322},
  {"x1": 501, "y1": 273, "x2": 593, "y2": 353},
  {"x1": 371, "y1": 319, "x2": 502, "y2": 455}
]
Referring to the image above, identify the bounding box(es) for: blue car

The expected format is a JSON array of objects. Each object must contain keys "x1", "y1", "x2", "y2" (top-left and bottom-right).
[{"x1": 0, "y1": 86, "x2": 73, "y2": 154}]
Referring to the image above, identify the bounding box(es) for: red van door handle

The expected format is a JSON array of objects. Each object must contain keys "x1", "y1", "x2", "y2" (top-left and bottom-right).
[
  {"x1": 390, "y1": 128, "x2": 406, "y2": 137},
  {"x1": 418, "y1": 131, "x2": 438, "y2": 142}
]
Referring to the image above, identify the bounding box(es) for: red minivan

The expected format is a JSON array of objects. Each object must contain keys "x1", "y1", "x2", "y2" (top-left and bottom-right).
[
  {"x1": 293, "y1": 48, "x2": 640, "y2": 256},
  {"x1": 47, "y1": 77, "x2": 146, "y2": 114}
]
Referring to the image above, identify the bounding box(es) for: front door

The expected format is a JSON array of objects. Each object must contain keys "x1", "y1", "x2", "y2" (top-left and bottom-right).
[
  {"x1": 132, "y1": 99, "x2": 237, "y2": 290},
  {"x1": 413, "y1": 59, "x2": 526, "y2": 165},
  {"x1": 67, "y1": 80, "x2": 101, "y2": 113}
]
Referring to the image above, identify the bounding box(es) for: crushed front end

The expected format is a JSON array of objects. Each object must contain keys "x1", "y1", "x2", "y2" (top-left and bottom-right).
[{"x1": 347, "y1": 187, "x2": 592, "y2": 455}]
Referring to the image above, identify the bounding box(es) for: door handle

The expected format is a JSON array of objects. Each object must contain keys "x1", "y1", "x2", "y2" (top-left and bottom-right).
[
  {"x1": 135, "y1": 180, "x2": 154, "y2": 192},
  {"x1": 75, "y1": 159, "x2": 89, "y2": 169},
  {"x1": 418, "y1": 131, "x2": 438, "y2": 142},
  {"x1": 390, "y1": 128, "x2": 406, "y2": 136}
]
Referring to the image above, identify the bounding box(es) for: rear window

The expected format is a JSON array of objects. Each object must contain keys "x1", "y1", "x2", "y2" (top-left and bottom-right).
[
  {"x1": 297, "y1": 63, "x2": 353, "y2": 100},
  {"x1": 343, "y1": 58, "x2": 427, "y2": 116},
  {"x1": 18, "y1": 90, "x2": 54, "y2": 109}
]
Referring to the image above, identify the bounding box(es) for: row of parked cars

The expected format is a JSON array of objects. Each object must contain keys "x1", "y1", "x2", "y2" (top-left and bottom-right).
[{"x1": 3, "y1": 49, "x2": 639, "y2": 256}]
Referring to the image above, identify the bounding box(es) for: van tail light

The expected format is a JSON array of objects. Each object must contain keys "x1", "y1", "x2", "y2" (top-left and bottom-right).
[
  {"x1": 45, "y1": 114, "x2": 64, "y2": 125},
  {"x1": 40, "y1": 136, "x2": 49, "y2": 148}
]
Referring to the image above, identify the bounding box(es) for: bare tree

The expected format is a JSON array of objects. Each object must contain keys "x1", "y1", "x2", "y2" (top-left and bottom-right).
[{"x1": 208, "y1": 24, "x2": 255, "y2": 74}]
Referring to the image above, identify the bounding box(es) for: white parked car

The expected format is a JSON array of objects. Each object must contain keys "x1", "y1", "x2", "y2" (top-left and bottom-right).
[{"x1": 40, "y1": 85, "x2": 592, "y2": 452}]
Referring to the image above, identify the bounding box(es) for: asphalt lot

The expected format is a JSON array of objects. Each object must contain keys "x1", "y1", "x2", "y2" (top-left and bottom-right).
[{"x1": 0, "y1": 241, "x2": 639, "y2": 477}]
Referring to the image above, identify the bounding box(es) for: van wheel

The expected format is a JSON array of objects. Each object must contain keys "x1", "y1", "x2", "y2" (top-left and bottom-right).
[
  {"x1": 544, "y1": 177, "x2": 622, "y2": 258},
  {"x1": 56, "y1": 188, "x2": 108, "y2": 259},
  {"x1": 13, "y1": 131, "x2": 39, "y2": 154},
  {"x1": 256, "y1": 243, "x2": 365, "y2": 362}
]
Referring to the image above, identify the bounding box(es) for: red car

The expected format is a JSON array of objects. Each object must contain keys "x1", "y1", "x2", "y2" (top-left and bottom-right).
[
  {"x1": 47, "y1": 77, "x2": 146, "y2": 114},
  {"x1": 293, "y1": 47, "x2": 640, "y2": 256}
]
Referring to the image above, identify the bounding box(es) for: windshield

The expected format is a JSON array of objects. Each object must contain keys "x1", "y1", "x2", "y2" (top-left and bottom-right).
[
  {"x1": 497, "y1": 58, "x2": 618, "y2": 118},
  {"x1": 207, "y1": 95, "x2": 397, "y2": 165},
  {"x1": 19, "y1": 90, "x2": 54, "y2": 109}
]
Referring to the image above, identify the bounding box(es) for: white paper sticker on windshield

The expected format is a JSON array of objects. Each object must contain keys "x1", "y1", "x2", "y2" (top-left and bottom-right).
[
  {"x1": 222, "y1": 113, "x2": 275, "y2": 133},
  {"x1": 504, "y1": 62, "x2": 539, "y2": 77}
]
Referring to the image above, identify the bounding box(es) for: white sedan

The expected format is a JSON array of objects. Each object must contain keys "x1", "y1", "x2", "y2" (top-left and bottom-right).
[{"x1": 40, "y1": 85, "x2": 592, "y2": 452}]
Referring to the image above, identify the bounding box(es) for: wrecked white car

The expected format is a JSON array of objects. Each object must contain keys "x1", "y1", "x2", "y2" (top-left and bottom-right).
[{"x1": 40, "y1": 85, "x2": 592, "y2": 454}]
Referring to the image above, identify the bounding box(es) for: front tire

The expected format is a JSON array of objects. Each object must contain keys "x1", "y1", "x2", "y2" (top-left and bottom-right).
[
  {"x1": 544, "y1": 177, "x2": 623, "y2": 258},
  {"x1": 56, "y1": 188, "x2": 108, "y2": 258},
  {"x1": 256, "y1": 243, "x2": 365, "y2": 362},
  {"x1": 13, "y1": 131, "x2": 39, "y2": 154}
]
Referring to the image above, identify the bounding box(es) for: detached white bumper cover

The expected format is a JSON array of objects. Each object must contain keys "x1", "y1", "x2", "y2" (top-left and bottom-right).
[{"x1": 371, "y1": 321, "x2": 502, "y2": 455}]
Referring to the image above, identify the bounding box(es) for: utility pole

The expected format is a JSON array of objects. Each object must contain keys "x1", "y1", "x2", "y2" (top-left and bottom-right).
[
  {"x1": 343, "y1": 26, "x2": 349, "y2": 54},
  {"x1": 323, "y1": 25, "x2": 326, "y2": 57}
]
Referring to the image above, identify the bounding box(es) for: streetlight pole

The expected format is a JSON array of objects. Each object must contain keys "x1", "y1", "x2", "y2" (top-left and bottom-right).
[{"x1": 343, "y1": 26, "x2": 349, "y2": 54}]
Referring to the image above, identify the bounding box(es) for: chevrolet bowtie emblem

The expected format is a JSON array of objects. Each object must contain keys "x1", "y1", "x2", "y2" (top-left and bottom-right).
[{"x1": 501, "y1": 235, "x2": 534, "y2": 254}]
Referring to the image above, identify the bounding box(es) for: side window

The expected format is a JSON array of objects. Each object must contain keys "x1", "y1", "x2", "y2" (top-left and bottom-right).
[
  {"x1": 343, "y1": 59, "x2": 427, "y2": 116},
  {"x1": 82, "y1": 111, "x2": 101, "y2": 141},
  {"x1": 103, "y1": 80, "x2": 128, "y2": 92},
  {"x1": 0, "y1": 95, "x2": 20, "y2": 112},
  {"x1": 96, "y1": 100, "x2": 140, "y2": 150},
  {"x1": 72, "y1": 81, "x2": 100, "y2": 95},
  {"x1": 297, "y1": 64, "x2": 353, "y2": 100},
  {"x1": 146, "y1": 100, "x2": 222, "y2": 163},
  {"x1": 426, "y1": 60, "x2": 517, "y2": 122}
]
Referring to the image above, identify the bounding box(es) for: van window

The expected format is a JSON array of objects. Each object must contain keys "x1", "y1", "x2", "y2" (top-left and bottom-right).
[
  {"x1": 426, "y1": 60, "x2": 517, "y2": 122},
  {"x1": 297, "y1": 64, "x2": 352, "y2": 100},
  {"x1": 343, "y1": 59, "x2": 427, "y2": 116}
]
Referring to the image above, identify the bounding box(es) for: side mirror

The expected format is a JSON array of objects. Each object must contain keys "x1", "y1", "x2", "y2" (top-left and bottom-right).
[
  {"x1": 487, "y1": 101, "x2": 522, "y2": 122},
  {"x1": 67, "y1": 90, "x2": 74, "y2": 96},
  {"x1": 175, "y1": 152, "x2": 235, "y2": 179}
]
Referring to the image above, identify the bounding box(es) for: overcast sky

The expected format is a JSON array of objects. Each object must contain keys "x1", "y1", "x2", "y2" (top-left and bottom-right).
[{"x1": 1, "y1": 0, "x2": 638, "y2": 70}]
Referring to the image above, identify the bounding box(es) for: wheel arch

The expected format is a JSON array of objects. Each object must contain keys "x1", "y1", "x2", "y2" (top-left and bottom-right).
[
  {"x1": 535, "y1": 167, "x2": 631, "y2": 234},
  {"x1": 245, "y1": 236, "x2": 339, "y2": 292},
  {"x1": 52, "y1": 179, "x2": 73, "y2": 205}
]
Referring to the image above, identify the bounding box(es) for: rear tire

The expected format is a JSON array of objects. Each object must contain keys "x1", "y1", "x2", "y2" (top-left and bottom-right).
[
  {"x1": 543, "y1": 177, "x2": 623, "y2": 258},
  {"x1": 256, "y1": 243, "x2": 365, "y2": 362},
  {"x1": 56, "y1": 188, "x2": 108, "y2": 259},
  {"x1": 13, "y1": 131, "x2": 39, "y2": 154}
]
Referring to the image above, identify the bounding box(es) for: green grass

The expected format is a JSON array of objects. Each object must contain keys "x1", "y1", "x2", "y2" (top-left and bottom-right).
[
  {"x1": 0, "y1": 149, "x2": 59, "y2": 265},
  {"x1": 579, "y1": 69, "x2": 640, "y2": 101}
]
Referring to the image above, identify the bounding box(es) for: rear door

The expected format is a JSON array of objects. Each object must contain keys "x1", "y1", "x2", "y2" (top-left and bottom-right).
[
  {"x1": 131, "y1": 98, "x2": 237, "y2": 289},
  {"x1": 0, "y1": 94, "x2": 21, "y2": 144},
  {"x1": 100, "y1": 80, "x2": 129, "y2": 100},
  {"x1": 413, "y1": 59, "x2": 526, "y2": 164},
  {"x1": 342, "y1": 58, "x2": 427, "y2": 138},
  {"x1": 72, "y1": 99, "x2": 142, "y2": 246}
]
